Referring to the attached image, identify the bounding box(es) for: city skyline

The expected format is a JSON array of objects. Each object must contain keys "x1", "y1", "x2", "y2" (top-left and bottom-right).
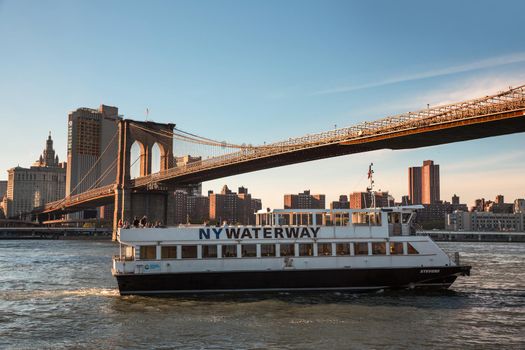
[{"x1": 1, "y1": 1, "x2": 525, "y2": 210}]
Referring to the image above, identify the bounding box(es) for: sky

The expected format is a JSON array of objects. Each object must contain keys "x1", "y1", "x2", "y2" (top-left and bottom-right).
[{"x1": 1, "y1": 0, "x2": 524, "y2": 209}]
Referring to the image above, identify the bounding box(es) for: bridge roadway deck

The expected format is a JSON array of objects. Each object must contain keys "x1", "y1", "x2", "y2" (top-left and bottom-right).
[{"x1": 34, "y1": 108, "x2": 525, "y2": 216}]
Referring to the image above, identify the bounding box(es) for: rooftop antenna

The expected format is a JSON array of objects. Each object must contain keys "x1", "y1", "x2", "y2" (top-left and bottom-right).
[
  {"x1": 366, "y1": 163, "x2": 376, "y2": 208},
  {"x1": 145, "y1": 108, "x2": 149, "y2": 122}
]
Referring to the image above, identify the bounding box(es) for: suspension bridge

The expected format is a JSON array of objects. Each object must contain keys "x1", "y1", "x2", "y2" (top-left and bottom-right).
[{"x1": 30, "y1": 84, "x2": 525, "y2": 235}]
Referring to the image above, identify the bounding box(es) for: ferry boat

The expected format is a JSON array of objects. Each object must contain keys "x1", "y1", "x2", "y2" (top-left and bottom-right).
[{"x1": 112, "y1": 204, "x2": 471, "y2": 295}]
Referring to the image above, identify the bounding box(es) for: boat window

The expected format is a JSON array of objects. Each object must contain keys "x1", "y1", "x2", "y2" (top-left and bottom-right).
[
  {"x1": 242, "y1": 244, "x2": 257, "y2": 257},
  {"x1": 336, "y1": 243, "x2": 350, "y2": 256},
  {"x1": 388, "y1": 212, "x2": 401, "y2": 224},
  {"x1": 261, "y1": 244, "x2": 276, "y2": 257},
  {"x1": 161, "y1": 246, "x2": 177, "y2": 259},
  {"x1": 181, "y1": 245, "x2": 197, "y2": 258},
  {"x1": 298, "y1": 243, "x2": 313, "y2": 256},
  {"x1": 280, "y1": 243, "x2": 295, "y2": 257},
  {"x1": 390, "y1": 242, "x2": 403, "y2": 255},
  {"x1": 318, "y1": 243, "x2": 332, "y2": 256},
  {"x1": 139, "y1": 245, "x2": 156, "y2": 260},
  {"x1": 407, "y1": 243, "x2": 419, "y2": 254},
  {"x1": 124, "y1": 246, "x2": 135, "y2": 260},
  {"x1": 354, "y1": 242, "x2": 369, "y2": 255},
  {"x1": 372, "y1": 242, "x2": 386, "y2": 255},
  {"x1": 222, "y1": 244, "x2": 237, "y2": 258},
  {"x1": 202, "y1": 245, "x2": 217, "y2": 258}
]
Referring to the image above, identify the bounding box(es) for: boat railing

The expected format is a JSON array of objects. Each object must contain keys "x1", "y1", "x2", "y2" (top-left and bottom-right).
[{"x1": 113, "y1": 255, "x2": 135, "y2": 262}]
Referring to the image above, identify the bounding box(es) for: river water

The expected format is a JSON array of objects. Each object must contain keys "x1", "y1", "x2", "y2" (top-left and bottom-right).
[{"x1": 0, "y1": 240, "x2": 523, "y2": 349}]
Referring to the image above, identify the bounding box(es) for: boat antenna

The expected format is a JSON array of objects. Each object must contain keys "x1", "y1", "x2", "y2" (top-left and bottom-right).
[{"x1": 366, "y1": 163, "x2": 376, "y2": 208}]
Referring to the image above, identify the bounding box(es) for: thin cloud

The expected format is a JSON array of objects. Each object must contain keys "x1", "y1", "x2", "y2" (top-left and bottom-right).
[{"x1": 312, "y1": 52, "x2": 525, "y2": 96}]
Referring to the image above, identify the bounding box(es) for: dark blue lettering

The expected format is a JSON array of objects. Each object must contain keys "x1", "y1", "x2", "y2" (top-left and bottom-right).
[
  {"x1": 310, "y1": 227, "x2": 321, "y2": 238},
  {"x1": 285, "y1": 227, "x2": 299, "y2": 238},
  {"x1": 225, "y1": 228, "x2": 240, "y2": 239},
  {"x1": 199, "y1": 228, "x2": 210, "y2": 240},
  {"x1": 241, "y1": 228, "x2": 253, "y2": 239},
  {"x1": 212, "y1": 228, "x2": 223, "y2": 239},
  {"x1": 300, "y1": 227, "x2": 311, "y2": 238}
]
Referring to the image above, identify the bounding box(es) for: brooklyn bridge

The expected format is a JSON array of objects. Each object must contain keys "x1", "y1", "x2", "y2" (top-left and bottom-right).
[{"x1": 29, "y1": 84, "x2": 525, "y2": 235}]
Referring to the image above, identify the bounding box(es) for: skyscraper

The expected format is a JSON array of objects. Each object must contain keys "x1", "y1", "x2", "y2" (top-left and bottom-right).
[
  {"x1": 408, "y1": 160, "x2": 440, "y2": 205},
  {"x1": 408, "y1": 166, "x2": 422, "y2": 204},
  {"x1": 66, "y1": 105, "x2": 120, "y2": 195},
  {"x1": 66, "y1": 105, "x2": 120, "y2": 218}
]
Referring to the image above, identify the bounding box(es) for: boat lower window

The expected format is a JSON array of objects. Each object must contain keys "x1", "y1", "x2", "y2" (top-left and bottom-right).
[
  {"x1": 318, "y1": 243, "x2": 332, "y2": 256},
  {"x1": 407, "y1": 243, "x2": 419, "y2": 254},
  {"x1": 261, "y1": 244, "x2": 276, "y2": 257},
  {"x1": 161, "y1": 246, "x2": 177, "y2": 259},
  {"x1": 242, "y1": 244, "x2": 257, "y2": 257},
  {"x1": 372, "y1": 242, "x2": 386, "y2": 255},
  {"x1": 336, "y1": 243, "x2": 350, "y2": 256},
  {"x1": 139, "y1": 245, "x2": 156, "y2": 260},
  {"x1": 202, "y1": 245, "x2": 217, "y2": 258},
  {"x1": 354, "y1": 242, "x2": 369, "y2": 255},
  {"x1": 280, "y1": 243, "x2": 295, "y2": 257},
  {"x1": 181, "y1": 245, "x2": 197, "y2": 259},
  {"x1": 390, "y1": 242, "x2": 403, "y2": 255},
  {"x1": 298, "y1": 243, "x2": 313, "y2": 256},
  {"x1": 222, "y1": 244, "x2": 237, "y2": 258}
]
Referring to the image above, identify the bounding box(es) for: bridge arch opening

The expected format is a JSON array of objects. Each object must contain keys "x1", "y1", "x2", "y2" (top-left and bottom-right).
[
  {"x1": 130, "y1": 140, "x2": 145, "y2": 179},
  {"x1": 151, "y1": 142, "x2": 161, "y2": 174}
]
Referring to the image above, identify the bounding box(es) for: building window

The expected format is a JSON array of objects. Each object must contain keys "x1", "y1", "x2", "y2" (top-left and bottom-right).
[
  {"x1": 241, "y1": 244, "x2": 257, "y2": 257},
  {"x1": 390, "y1": 242, "x2": 403, "y2": 255},
  {"x1": 202, "y1": 245, "x2": 217, "y2": 258},
  {"x1": 318, "y1": 243, "x2": 332, "y2": 256},
  {"x1": 181, "y1": 245, "x2": 197, "y2": 258},
  {"x1": 261, "y1": 244, "x2": 276, "y2": 257},
  {"x1": 161, "y1": 246, "x2": 177, "y2": 259},
  {"x1": 139, "y1": 245, "x2": 156, "y2": 260},
  {"x1": 280, "y1": 243, "x2": 295, "y2": 257},
  {"x1": 372, "y1": 242, "x2": 386, "y2": 255},
  {"x1": 407, "y1": 243, "x2": 419, "y2": 255},
  {"x1": 222, "y1": 244, "x2": 237, "y2": 258},
  {"x1": 336, "y1": 243, "x2": 350, "y2": 256},
  {"x1": 298, "y1": 243, "x2": 313, "y2": 256},
  {"x1": 354, "y1": 242, "x2": 368, "y2": 255}
]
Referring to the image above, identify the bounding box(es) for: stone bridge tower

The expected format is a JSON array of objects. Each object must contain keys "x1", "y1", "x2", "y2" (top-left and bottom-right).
[{"x1": 113, "y1": 119, "x2": 176, "y2": 238}]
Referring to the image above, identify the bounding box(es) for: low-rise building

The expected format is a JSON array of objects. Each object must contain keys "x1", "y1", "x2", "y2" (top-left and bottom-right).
[
  {"x1": 284, "y1": 190, "x2": 325, "y2": 209},
  {"x1": 350, "y1": 191, "x2": 393, "y2": 209},
  {"x1": 447, "y1": 211, "x2": 524, "y2": 232},
  {"x1": 5, "y1": 133, "x2": 67, "y2": 218}
]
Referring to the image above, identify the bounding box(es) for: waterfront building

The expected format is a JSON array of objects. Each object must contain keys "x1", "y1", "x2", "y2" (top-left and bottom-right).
[
  {"x1": 446, "y1": 210, "x2": 524, "y2": 232},
  {"x1": 187, "y1": 195, "x2": 210, "y2": 224},
  {"x1": 175, "y1": 155, "x2": 202, "y2": 167},
  {"x1": 413, "y1": 195, "x2": 468, "y2": 229},
  {"x1": 0, "y1": 181, "x2": 6, "y2": 199},
  {"x1": 4, "y1": 133, "x2": 67, "y2": 218},
  {"x1": 349, "y1": 191, "x2": 393, "y2": 209},
  {"x1": 514, "y1": 199, "x2": 525, "y2": 214},
  {"x1": 408, "y1": 160, "x2": 440, "y2": 204},
  {"x1": 0, "y1": 180, "x2": 6, "y2": 217},
  {"x1": 284, "y1": 190, "x2": 325, "y2": 209},
  {"x1": 66, "y1": 105, "x2": 120, "y2": 219},
  {"x1": 209, "y1": 185, "x2": 261, "y2": 225},
  {"x1": 330, "y1": 195, "x2": 350, "y2": 210}
]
